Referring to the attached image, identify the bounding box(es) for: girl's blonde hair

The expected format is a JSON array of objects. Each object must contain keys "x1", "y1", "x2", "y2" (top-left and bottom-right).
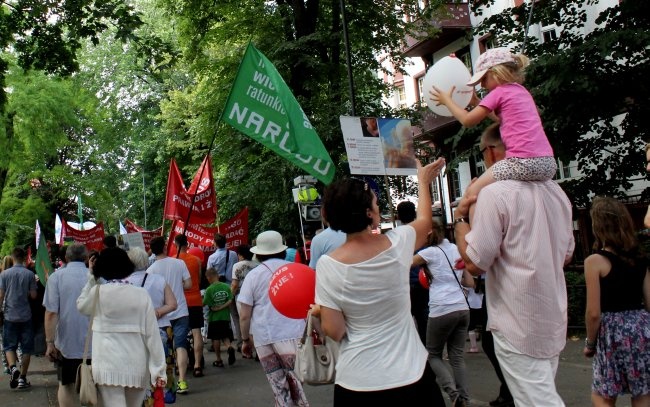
[{"x1": 490, "y1": 54, "x2": 530, "y2": 85}]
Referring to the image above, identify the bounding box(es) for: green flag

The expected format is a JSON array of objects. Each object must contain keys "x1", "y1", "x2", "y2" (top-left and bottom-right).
[
  {"x1": 35, "y1": 233, "x2": 53, "y2": 287},
  {"x1": 222, "y1": 43, "x2": 335, "y2": 184}
]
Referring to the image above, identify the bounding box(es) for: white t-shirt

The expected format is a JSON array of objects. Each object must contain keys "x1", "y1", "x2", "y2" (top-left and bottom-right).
[
  {"x1": 237, "y1": 258, "x2": 305, "y2": 346},
  {"x1": 315, "y1": 226, "x2": 428, "y2": 391},
  {"x1": 147, "y1": 257, "x2": 190, "y2": 320},
  {"x1": 418, "y1": 239, "x2": 469, "y2": 318}
]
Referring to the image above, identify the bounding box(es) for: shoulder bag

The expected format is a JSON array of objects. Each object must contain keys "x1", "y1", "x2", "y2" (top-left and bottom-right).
[
  {"x1": 294, "y1": 309, "x2": 339, "y2": 385},
  {"x1": 76, "y1": 285, "x2": 99, "y2": 405},
  {"x1": 436, "y1": 246, "x2": 471, "y2": 308}
]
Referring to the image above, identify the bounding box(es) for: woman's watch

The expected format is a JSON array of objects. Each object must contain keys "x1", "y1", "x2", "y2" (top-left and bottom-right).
[
  {"x1": 242, "y1": 338, "x2": 251, "y2": 343},
  {"x1": 453, "y1": 216, "x2": 469, "y2": 226}
]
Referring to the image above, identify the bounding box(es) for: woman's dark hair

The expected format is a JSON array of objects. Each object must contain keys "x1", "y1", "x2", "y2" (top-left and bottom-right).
[
  {"x1": 93, "y1": 247, "x2": 135, "y2": 280},
  {"x1": 322, "y1": 178, "x2": 375, "y2": 234},
  {"x1": 255, "y1": 251, "x2": 287, "y2": 262},
  {"x1": 429, "y1": 219, "x2": 445, "y2": 246}
]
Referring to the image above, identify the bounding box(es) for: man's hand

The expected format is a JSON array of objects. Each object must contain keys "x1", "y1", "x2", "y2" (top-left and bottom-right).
[{"x1": 45, "y1": 343, "x2": 60, "y2": 363}]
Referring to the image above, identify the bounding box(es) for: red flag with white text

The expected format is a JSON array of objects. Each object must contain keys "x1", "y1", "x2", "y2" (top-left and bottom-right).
[
  {"x1": 60, "y1": 219, "x2": 105, "y2": 252},
  {"x1": 123, "y1": 218, "x2": 163, "y2": 252},
  {"x1": 163, "y1": 156, "x2": 217, "y2": 224}
]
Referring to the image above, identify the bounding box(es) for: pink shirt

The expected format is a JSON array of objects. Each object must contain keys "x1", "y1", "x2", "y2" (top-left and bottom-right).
[
  {"x1": 480, "y1": 83, "x2": 554, "y2": 158},
  {"x1": 465, "y1": 180, "x2": 574, "y2": 358}
]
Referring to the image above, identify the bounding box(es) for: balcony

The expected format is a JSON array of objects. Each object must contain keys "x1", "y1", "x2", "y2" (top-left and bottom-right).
[{"x1": 402, "y1": 3, "x2": 472, "y2": 59}]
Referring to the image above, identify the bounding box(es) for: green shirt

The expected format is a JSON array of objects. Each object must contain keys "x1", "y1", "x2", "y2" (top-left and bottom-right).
[{"x1": 202, "y1": 281, "x2": 232, "y2": 322}]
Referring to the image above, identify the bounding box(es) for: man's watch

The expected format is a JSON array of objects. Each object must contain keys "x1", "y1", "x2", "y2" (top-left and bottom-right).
[
  {"x1": 242, "y1": 338, "x2": 250, "y2": 343},
  {"x1": 453, "y1": 217, "x2": 469, "y2": 226}
]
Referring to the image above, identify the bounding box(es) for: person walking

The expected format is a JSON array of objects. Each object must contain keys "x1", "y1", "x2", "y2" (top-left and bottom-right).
[
  {"x1": 147, "y1": 236, "x2": 192, "y2": 394},
  {"x1": 0, "y1": 247, "x2": 38, "y2": 390},
  {"x1": 238, "y1": 230, "x2": 309, "y2": 407},
  {"x1": 174, "y1": 235, "x2": 205, "y2": 378},
  {"x1": 203, "y1": 269, "x2": 236, "y2": 368},
  {"x1": 412, "y1": 220, "x2": 474, "y2": 406},
  {"x1": 207, "y1": 234, "x2": 241, "y2": 348},
  {"x1": 42, "y1": 244, "x2": 92, "y2": 406},
  {"x1": 454, "y1": 123, "x2": 575, "y2": 406},
  {"x1": 77, "y1": 247, "x2": 166, "y2": 407},
  {"x1": 312, "y1": 158, "x2": 447, "y2": 405},
  {"x1": 583, "y1": 197, "x2": 650, "y2": 406}
]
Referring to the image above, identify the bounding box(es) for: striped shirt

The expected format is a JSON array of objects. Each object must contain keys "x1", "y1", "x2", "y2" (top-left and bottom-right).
[{"x1": 465, "y1": 180, "x2": 574, "y2": 358}]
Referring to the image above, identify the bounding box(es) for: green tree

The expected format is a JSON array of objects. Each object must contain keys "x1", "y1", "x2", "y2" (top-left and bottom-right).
[
  {"x1": 468, "y1": 0, "x2": 649, "y2": 207},
  {"x1": 152, "y1": 0, "x2": 451, "y2": 235}
]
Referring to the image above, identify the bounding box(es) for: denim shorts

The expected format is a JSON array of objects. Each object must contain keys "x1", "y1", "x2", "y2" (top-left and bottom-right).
[
  {"x1": 170, "y1": 316, "x2": 190, "y2": 350},
  {"x1": 2, "y1": 320, "x2": 34, "y2": 354}
]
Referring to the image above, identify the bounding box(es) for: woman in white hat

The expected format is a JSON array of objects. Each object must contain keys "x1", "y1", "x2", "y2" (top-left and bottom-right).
[
  {"x1": 237, "y1": 231, "x2": 308, "y2": 407},
  {"x1": 431, "y1": 47, "x2": 556, "y2": 221}
]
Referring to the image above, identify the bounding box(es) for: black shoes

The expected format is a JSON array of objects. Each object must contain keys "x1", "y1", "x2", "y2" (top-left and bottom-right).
[
  {"x1": 489, "y1": 396, "x2": 515, "y2": 407},
  {"x1": 9, "y1": 367, "x2": 19, "y2": 389}
]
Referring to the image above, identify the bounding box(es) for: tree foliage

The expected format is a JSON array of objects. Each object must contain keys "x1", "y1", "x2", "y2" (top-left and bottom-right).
[{"x1": 468, "y1": 0, "x2": 650, "y2": 207}]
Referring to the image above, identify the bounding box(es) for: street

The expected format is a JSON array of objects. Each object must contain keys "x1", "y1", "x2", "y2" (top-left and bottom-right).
[{"x1": 0, "y1": 336, "x2": 635, "y2": 406}]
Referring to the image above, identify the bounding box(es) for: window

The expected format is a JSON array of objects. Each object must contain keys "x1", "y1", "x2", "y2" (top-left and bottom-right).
[
  {"x1": 417, "y1": 76, "x2": 426, "y2": 107},
  {"x1": 397, "y1": 86, "x2": 406, "y2": 108},
  {"x1": 450, "y1": 170, "x2": 461, "y2": 200},
  {"x1": 431, "y1": 182, "x2": 440, "y2": 203},
  {"x1": 542, "y1": 27, "x2": 557, "y2": 43},
  {"x1": 553, "y1": 158, "x2": 572, "y2": 180}
]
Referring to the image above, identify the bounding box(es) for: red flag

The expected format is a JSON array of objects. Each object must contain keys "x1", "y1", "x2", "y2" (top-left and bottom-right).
[
  {"x1": 60, "y1": 219, "x2": 105, "y2": 252},
  {"x1": 163, "y1": 156, "x2": 217, "y2": 224},
  {"x1": 166, "y1": 207, "x2": 249, "y2": 267}
]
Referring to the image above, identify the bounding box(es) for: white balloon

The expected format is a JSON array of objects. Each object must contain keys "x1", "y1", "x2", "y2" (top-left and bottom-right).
[{"x1": 423, "y1": 56, "x2": 473, "y2": 117}]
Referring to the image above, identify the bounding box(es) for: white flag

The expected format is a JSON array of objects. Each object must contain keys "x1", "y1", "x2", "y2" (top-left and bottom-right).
[{"x1": 54, "y1": 214, "x2": 62, "y2": 244}]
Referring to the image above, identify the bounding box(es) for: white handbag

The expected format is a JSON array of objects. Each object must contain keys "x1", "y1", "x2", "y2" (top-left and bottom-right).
[{"x1": 294, "y1": 310, "x2": 339, "y2": 385}]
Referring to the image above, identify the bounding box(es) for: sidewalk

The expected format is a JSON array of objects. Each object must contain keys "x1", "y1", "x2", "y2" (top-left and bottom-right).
[{"x1": 0, "y1": 337, "x2": 611, "y2": 407}]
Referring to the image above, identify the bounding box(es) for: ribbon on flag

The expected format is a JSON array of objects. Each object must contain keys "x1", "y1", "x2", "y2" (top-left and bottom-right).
[
  {"x1": 163, "y1": 155, "x2": 217, "y2": 225},
  {"x1": 222, "y1": 43, "x2": 335, "y2": 184}
]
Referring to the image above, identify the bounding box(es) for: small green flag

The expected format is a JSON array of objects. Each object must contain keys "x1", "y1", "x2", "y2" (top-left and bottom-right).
[
  {"x1": 222, "y1": 43, "x2": 335, "y2": 184},
  {"x1": 35, "y1": 233, "x2": 53, "y2": 286}
]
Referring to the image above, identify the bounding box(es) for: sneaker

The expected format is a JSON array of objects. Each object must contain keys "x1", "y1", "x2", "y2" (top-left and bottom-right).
[
  {"x1": 17, "y1": 378, "x2": 30, "y2": 389},
  {"x1": 227, "y1": 347, "x2": 236, "y2": 366},
  {"x1": 176, "y1": 380, "x2": 188, "y2": 395},
  {"x1": 9, "y1": 367, "x2": 19, "y2": 389}
]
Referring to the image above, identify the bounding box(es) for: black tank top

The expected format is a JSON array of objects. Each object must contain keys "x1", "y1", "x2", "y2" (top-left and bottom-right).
[{"x1": 597, "y1": 250, "x2": 646, "y2": 313}]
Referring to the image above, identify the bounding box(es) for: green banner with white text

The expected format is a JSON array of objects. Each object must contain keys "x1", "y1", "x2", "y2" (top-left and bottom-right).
[{"x1": 222, "y1": 43, "x2": 335, "y2": 184}]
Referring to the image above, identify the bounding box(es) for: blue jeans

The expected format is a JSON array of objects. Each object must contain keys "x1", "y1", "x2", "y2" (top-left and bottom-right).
[
  {"x1": 2, "y1": 320, "x2": 34, "y2": 354},
  {"x1": 426, "y1": 310, "x2": 470, "y2": 402}
]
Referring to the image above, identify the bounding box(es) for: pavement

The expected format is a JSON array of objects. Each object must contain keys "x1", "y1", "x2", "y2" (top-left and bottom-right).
[{"x1": 0, "y1": 336, "x2": 637, "y2": 407}]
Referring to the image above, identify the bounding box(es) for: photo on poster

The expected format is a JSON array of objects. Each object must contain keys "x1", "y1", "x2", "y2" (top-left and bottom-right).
[{"x1": 340, "y1": 115, "x2": 417, "y2": 176}]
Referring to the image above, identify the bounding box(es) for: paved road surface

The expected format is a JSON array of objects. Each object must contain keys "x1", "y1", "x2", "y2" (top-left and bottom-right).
[{"x1": 0, "y1": 337, "x2": 637, "y2": 406}]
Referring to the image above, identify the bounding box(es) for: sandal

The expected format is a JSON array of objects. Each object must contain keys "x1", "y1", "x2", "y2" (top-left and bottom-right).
[
  {"x1": 212, "y1": 360, "x2": 224, "y2": 368},
  {"x1": 193, "y1": 367, "x2": 204, "y2": 377}
]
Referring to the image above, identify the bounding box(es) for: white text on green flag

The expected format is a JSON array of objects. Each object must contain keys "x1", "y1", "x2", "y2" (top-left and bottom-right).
[{"x1": 222, "y1": 43, "x2": 335, "y2": 184}]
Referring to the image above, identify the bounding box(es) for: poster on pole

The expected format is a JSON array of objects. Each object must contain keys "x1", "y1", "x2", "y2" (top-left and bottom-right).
[{"x1": 340, "y1": 116, "x2": 417, "y2": 176}]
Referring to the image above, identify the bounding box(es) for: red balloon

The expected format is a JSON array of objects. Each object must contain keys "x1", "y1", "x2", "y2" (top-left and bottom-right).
[
  {"x1": 187, "y1": 247, "x2": 205, "y2": 262},
  {"x1": 418, "y1": 267, "x2": 430, "y2": 289},
  {"x1": 268, "y1": 263, "x2": 316, "y2": 319}
]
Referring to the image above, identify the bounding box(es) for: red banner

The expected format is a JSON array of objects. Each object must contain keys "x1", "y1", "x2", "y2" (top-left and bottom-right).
[
  {"x1": 124, "y1": 219, "x2": 162, "y2": 252},
  {"x1": 166, "y1": 207, "x2": 249, "y2": 265},
  {"x1": 60, "y1": 219, "x2": 105, "y2": 252},
  {"x1": 163, "y1": 156, "x2": 217, "y2": 225}
]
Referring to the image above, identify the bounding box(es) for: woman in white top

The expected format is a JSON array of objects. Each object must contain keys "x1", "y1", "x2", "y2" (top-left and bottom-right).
[
  {"x1": 77, "y1": 247, "x2": 166, "y2": 407},
  {"x1": 413, "y1": 221, "x2": 475, "y2": 406},
  {"x1": 313, "y1": 158, "x2": 446, "y2": 406}
]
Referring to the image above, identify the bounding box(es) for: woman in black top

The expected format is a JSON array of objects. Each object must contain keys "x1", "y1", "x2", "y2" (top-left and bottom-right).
[{"x1": 583, "y1": 196, "x2": 650, "y2": 407}]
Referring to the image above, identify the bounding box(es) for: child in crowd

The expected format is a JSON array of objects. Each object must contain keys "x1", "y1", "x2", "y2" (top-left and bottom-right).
[
  {"x1": 203, "y1": 268, "x2": 236, "y2": 368},
  {"x1": 430, "y1": 47, "x2": 556, "y2": 220}
]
